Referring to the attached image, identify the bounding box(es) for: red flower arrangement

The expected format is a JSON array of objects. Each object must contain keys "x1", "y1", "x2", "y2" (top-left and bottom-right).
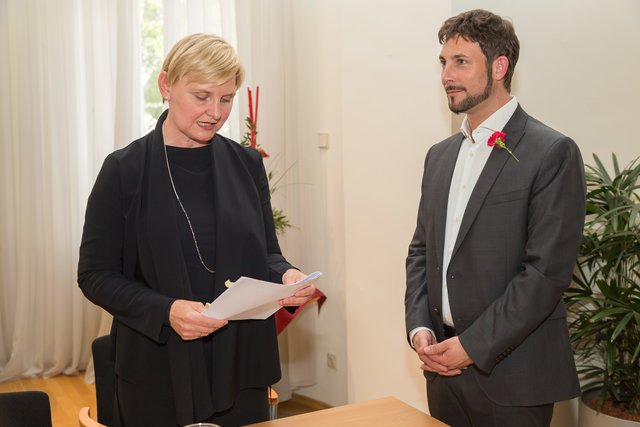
[
  {"x1": 240, "y1": 86, "x2": 291, "y2": 234},
  {"x1": 239, "y1": 88, "x2": 327, "y2": 329},
  {"x1": 241, "y1": 86, "x2": 269, "y2": 158},
  {"x1": 487, "y1": 131, "x2": 519, "y2": 162}
]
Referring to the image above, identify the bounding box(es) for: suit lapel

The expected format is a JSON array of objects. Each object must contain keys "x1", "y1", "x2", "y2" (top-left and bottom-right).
[
  {"x1": 210, "y1": 139, "x2": 236, "y2": 290},
  {"x1": 142, "y1": 111, "x2": 192, "y2": 298},
  {"x1": 210, "y1": 138, "x2": 263, "y2": 294},
  {"x1": 451, "y1": 106, "x2": 528, "y2": 258},
  {"x1": 434, "y1": 134, "x2": 464, "y2": 269}
]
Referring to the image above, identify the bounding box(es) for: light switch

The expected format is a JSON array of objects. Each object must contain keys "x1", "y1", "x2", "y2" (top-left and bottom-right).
[{"x1": 318, "y1": 132, "x2": 329, "y2": 149}]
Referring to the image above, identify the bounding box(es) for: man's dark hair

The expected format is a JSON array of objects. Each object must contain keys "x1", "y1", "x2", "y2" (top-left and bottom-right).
[{"x1": 438, "y1": 9, "x2": 520, "y2": 92}]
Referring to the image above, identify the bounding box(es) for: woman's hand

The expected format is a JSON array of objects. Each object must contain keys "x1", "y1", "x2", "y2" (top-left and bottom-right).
[
  {"x1": 169, "y1": 299, "x2": 228, "y2": 340},
  {"x1": 278, "y1": 268, "x2": 317, "y2": 307}
]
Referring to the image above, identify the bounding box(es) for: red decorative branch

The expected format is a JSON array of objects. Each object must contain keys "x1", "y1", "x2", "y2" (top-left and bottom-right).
[{"x1": 245, "y1": 86, "x2": 268, "y2": 157}]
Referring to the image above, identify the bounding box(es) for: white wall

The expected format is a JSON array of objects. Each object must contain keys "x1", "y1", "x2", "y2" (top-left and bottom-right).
[
  {"x1": 339, "y1": 0, "x2": 452, "y2": 409},
  {"x1": 266, "y1": 0, "x2": 640, "y2": 423},
  {"x1": 453, "y1": 0, "x2": 640, "y2": 167},
  {"x1": 281, "y1": 0, "x2": 350, "y2": 405},
  {"x1": 281, "y1": 0, "x2": 451, "y2": 410}
]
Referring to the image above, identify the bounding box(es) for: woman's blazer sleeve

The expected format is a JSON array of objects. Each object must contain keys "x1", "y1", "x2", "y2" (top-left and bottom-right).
[
  {"x1": 253, "y1": 154, "x2": 295, "y2": 282},
  {"x1": 78, "y1": 153, "x2": 174, "y2": 343}
]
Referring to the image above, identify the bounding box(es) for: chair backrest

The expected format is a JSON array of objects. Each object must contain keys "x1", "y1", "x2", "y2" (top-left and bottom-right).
[
  {"x1": 0, "y1": 391, "x2": 53, "y2": 427},
  {"x1": 92, "y1": 335, "x2": 116, "y2": 426},
  {"x1": 78, "y1": 406, "x2": 107, "y2": 427}
]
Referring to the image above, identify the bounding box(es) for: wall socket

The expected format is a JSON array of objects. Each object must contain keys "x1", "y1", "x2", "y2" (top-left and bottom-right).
[{"x1": 326, "y1": 352, "x2": 337, "y2": 370}]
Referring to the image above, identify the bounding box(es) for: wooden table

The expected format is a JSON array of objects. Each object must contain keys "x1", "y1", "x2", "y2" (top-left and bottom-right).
[{"x1": 247, "y1": 396, "x2": 448, "y2": 426}]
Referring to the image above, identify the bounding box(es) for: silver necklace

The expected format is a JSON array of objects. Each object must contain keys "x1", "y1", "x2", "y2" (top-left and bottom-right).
[{"x1": 163, "y1": 141, "x2": 216, "y2": 274}]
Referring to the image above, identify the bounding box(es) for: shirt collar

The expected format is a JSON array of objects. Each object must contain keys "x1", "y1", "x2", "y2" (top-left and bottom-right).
[{"x1": 460, "y1": 96, "x2": 518, "y2": 142}]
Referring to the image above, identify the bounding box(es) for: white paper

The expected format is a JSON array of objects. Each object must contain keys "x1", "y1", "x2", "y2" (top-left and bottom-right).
[{"x1": 201, "y1": 271, "x2": 322, "y2": 320}]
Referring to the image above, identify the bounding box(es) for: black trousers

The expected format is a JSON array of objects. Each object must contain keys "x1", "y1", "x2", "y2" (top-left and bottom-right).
[{"x1": 426, "y1": 371, "x2": 554, "y2": 427}]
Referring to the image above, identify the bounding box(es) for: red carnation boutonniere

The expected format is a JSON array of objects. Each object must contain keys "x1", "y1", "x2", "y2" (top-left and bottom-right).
[{"x1": 487, "y1": 131, "x2": 519, "y2": 162}]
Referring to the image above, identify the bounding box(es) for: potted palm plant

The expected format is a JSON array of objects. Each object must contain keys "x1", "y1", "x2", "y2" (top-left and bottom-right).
[{"x1": 564, "y1": 154, "x2": 640, "y2": 426}]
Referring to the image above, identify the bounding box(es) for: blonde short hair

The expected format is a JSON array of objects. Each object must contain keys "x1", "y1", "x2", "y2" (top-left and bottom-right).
[{"x1": 162, "y1": 33, "x2": 244, "y2": 88}]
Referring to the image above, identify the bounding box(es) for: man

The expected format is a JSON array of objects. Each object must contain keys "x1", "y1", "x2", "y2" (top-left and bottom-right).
[{"x1": 405, "y1": 9, "x2": 585, "y2": 427}]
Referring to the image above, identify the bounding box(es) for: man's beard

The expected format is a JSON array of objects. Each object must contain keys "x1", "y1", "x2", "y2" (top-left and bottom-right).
[{"x1": 447, "y1": 69, "x2": 493, "y2": 114}]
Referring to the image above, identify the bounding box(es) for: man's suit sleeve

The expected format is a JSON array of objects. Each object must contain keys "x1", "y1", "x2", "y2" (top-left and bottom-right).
[
  {"x1": 405, "y1": 150, "x2": 434, "y2": 342},
  {"x1": 459, "y1": 136, "x2": 585, "y2": 373}
]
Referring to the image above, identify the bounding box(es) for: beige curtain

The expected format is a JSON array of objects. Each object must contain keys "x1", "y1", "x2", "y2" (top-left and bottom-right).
[{"x1": 0, "y1": 0, "x2": 142, "y2": 382}]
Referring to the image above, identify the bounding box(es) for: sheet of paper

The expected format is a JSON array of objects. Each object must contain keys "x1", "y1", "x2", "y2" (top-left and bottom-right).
[{"x1": 201, "y1": 271, "x2": 322, "y2": 321}]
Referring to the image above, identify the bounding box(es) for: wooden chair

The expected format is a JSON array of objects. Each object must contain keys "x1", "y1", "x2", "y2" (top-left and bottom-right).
[
  {"x1": 0, "y1": 391, "x2": 52, "y2": 427},
  {"x1": 78, "y1": 407, "x2": 106, "y2": 427},
  {"x1": 268, "y1": 387, "x2": 279, "y2": 420}
]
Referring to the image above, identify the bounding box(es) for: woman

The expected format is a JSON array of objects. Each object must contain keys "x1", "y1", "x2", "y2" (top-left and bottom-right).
[{"x1": 78, "y1": 33, "x2": 315, "y2": 426}]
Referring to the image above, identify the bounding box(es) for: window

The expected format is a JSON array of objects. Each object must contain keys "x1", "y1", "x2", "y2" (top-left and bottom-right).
[{"x1": 141, "y1": 0, "x2": 163, "y2": 131}]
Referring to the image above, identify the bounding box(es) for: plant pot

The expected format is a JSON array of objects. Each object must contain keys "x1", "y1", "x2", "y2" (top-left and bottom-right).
[{"x1": 579, "y1": 390, "x2": 640, "y2": 427}]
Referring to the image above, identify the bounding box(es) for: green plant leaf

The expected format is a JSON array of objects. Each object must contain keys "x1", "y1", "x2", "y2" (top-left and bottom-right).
[
  {"x1": 610, "y1": 312, "x2": 633, "y2": 341},
  {"x1": 565, "y1": 153, "x2": 640, "y2": 414}
]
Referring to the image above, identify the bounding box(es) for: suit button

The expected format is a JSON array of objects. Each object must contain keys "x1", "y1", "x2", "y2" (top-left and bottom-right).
[{"x1": 433, "y1": 308, "x2": 440, "y2": 316}]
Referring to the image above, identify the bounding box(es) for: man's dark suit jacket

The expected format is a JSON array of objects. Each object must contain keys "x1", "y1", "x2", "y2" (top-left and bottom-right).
[
  {"x1": 405, "y1": 105, "x2": 584, "y2": 406},
  {"x1": 78, "y1": 111, "x2": 292, "y2": 425}
]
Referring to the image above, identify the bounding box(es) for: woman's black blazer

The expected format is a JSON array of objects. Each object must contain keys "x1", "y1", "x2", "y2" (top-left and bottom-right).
[{"x1": 78, "y1": 111, "x2": 293, "y2": 424}]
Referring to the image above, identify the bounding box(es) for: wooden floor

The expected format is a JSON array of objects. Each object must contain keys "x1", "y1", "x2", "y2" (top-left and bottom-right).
[
  {"x1": 0, "y1": 373, "x2": 97, "y2": 426},
  {"x1": 278, "y1": 392, "x2": 331, "y2": 418},
  {"x1": 0, "y1": 373, "x2": 327, "y2": 426}
]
